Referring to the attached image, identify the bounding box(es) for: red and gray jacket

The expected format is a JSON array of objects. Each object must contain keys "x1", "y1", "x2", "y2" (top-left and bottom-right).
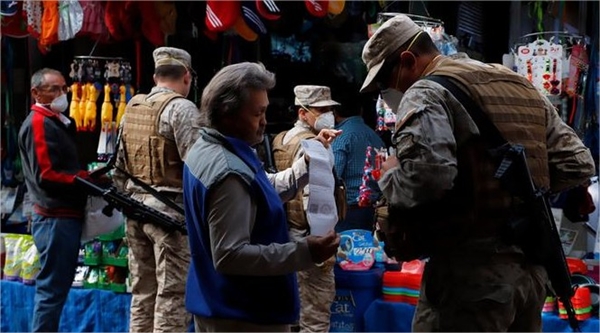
[{"x1": 18, "y1": 105, "x2": 89, "y2": 218}]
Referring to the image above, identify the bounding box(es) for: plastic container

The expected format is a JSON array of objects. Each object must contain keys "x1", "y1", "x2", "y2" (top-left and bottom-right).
[
  {"x1": 382, "y1": 271, "x2": 422, "y2": 305},
  {"x1": 542, "y1": 296, "x2": 556, "y2": 315},
  {"x1": 330, "y1": 266, "x2": 383, "y2": 332},
  {"x1": 558, "y1": 286, "x2": 592, "y2": 320}
]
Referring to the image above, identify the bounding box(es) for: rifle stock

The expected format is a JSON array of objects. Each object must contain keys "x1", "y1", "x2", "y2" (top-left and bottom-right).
[
  {"x1": 492, "y1": 143, "x2": 580, "y2": 332},
  {"x1": 76, "y1": 176, "x2": 187, "y2": 235}
]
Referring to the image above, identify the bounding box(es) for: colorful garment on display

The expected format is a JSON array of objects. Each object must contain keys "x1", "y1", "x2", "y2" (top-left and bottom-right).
[
  {"x1": 155, "y1": 1, "x2": 177, "y2": 38},
  {"x1": 39, "y1": 0, "x2": 59, "y2": 49},
  {"x1": 1, "y1": 1, "x2": 29, "y2": 38},
  {"x1": 78, "y1": 0, "x2": 107, "y2": 40},
  {"x1": 23, "y1": 0, "x2": 43, "y2": 38},
  {"x1": 57, "y1": 0, "x2": 83, "y2": 41}
]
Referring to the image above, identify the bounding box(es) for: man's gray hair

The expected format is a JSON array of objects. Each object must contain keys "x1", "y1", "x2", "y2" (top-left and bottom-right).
[
  {"x1": 200, "y1": 62, "x2": 275, "y2": 128},
  {"x1": 30, "y1": 68, "x2": 63, "y2": 89}
]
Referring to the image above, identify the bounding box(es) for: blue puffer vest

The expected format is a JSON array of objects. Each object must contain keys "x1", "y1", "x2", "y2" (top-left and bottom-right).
[{"x1": 183, "y1": 128, "x2": 299, "y2": 325}]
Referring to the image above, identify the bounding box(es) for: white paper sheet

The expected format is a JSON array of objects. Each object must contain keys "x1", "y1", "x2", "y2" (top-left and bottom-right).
[{"x1": 301, "y1": 139, "x2": 337, "y2": 236}]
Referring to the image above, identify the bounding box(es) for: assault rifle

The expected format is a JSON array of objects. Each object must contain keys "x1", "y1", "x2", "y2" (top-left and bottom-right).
[
  {"x1": 76, "y1": 176, "x2": 187, "y2": 234},
  {"x1": 424, "y1": 75, "x2": 580, "y2": 332},
  {"x1": 491, "y1": 144, "x2": 580, "y2": 332}
]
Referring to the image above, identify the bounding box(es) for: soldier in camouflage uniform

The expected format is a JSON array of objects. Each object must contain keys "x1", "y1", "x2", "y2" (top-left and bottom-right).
[
  {"x1": 272, "y1": 85, "x2": 340, "y2": 333},
  {"x1": 114, "y1": 47, "x2": 203, "y2": 333},
  {"x1": 361, "y1": 15, "x2": 596, "y2": 332}
]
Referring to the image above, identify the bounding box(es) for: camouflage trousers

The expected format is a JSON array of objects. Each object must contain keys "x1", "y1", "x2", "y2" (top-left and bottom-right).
[
  {"x1": 412, "y1": 248, "x2": 548, "y2": 332},
  {"x1": 127, "y1": 193, "x2": 191, "y2": 333},
  {"x1": 289, "y1": 228, "x2": 336, "y2": 333}
]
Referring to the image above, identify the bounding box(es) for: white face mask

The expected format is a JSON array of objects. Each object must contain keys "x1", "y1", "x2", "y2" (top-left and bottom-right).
[
  {"x1": 49, "y1": 94, "x2": 69, "y2": 113},
  {"x1": 314, "y1": 111, "x2": 335, "y2": 131},
  {"x1": 380, "y1": 88, "x2": 404, "y2": 113}
]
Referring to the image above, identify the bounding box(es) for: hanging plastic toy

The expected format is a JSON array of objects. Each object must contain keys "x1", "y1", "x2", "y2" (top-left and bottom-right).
[
  {"x1": 69, "y1": 82, "x2": 83, "y2": 130},
  {"x1": 83, "y1": 83, "x2": 100, "y2": 131},
  {"x1": 372, "y1": 148, "x2": 385, "y2": 181},
  {"x1": 115, "y1": 84, "x2": 127, "y2": 126},
  {"x1": 375, "y1": 96, "x2": 388, "y2": 132},
  {"x1": 100, "y1": 83, "x2": 114, "y2": 125},
  {"x1": 358, "y1": 146, "x2": 375, "y2": 207},
  {"x1": 76, "y1": 82, "x2": 88, "y2": 131},
  {"x1": 97, "y1": 83, "x2": 114, "y2": 160}
]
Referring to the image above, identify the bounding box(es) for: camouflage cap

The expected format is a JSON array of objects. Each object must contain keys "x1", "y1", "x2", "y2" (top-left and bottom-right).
[
  {"x1": 293, "y1": 85, "x2": 340, "y2": 108},
  {"x1": 153, "y1": 47, "x2": 192, "y2": 69},
  {"x1": 360, "y1": 14, "x2": 422, "y2": 93}
]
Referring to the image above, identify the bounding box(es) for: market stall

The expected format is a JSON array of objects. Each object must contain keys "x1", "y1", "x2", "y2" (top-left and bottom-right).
[{"x1": 1, "y1": 1, "x2": 598, "y2": 333}]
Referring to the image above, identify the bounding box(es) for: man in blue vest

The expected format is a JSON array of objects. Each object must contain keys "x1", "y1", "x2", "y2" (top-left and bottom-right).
[{"x1": 183, "y1": 62, "x2": 341, "y2": 332}]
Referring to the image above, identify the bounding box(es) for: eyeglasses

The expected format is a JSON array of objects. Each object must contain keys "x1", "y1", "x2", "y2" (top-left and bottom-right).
[{"x1": 38, "y1": 84, "x2": 70, "y2": 94}]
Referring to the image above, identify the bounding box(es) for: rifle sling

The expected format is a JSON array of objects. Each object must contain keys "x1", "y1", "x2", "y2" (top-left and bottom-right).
[
  {"x1": 113, "y1": 165, "x2": 185, "y2": 216},
  {"x1": 113, "y1": 124, "x2": 185, "y2": 216}
]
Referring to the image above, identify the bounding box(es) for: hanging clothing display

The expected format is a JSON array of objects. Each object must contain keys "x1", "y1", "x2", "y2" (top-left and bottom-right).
[{"x1": 57, "y1": 0, "x2": 83, "y2": 41}]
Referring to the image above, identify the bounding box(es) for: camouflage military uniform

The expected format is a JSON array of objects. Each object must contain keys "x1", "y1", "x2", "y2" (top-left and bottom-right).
[
  {"x1": 114, "y1": 48, "x2": 203, "y2": 333},
  {"x1": 376, "y1": 56, "x2": 595, "y2": 331},
  {"x1": 359, "y1": 14, "x2": 594, "y2": 332}
]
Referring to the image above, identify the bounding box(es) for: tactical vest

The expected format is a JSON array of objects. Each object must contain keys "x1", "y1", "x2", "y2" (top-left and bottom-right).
[
  {"x1": 272, "y1": 129, "x2": 315, "y2": 230},
  {"x1": 387, "y1": 58, "x2": 553, "y2": 260},
  {"x1": 433, "y1": 59, "x2": 549, "y2": 186},
  {"x1": 121, "y1": 92, "x2": 183, "y2": 188}
]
